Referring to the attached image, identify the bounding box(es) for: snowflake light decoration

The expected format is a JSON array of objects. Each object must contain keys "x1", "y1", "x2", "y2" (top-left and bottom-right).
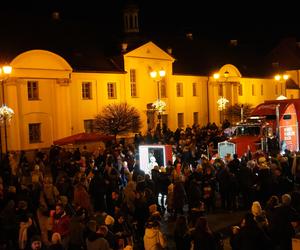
[
  {"x1": 152, "y1": 99, "x2": 166, "y2": 113},
  {"x1": 0, "y1": 104, "x2": 14, "y2": 123},
  {"x1": 217, "y1": 97, "x2": 229, "y2": 111}
]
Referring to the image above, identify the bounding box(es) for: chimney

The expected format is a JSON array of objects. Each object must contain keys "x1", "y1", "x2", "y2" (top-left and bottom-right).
[
  {"x1": 121, "y1": 42, "x2": 128, "y2": 52},
  {"x1": 167, "y1": 47, "x2": 172, "y2": 54},
  {"x1": 52, "y1": 11, "x2": 60, "y2": 21},
  {"x1": 230, "y1": 39, "x2": 238, "y2": 46},
  {"x1": 186, "y1": 33, "x2": 193, "y2": 40}
]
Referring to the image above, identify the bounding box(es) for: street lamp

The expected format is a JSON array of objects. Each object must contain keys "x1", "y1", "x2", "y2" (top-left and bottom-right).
[
  {"x1": 214, "y1": 71, "x2": 229, "y2": 124},
  {"x1": 150, "y1": 69, "x2": 166, "y2": 135},
  {"x1": 0, "y1": 65, "x2": 13, "y2": 161},
  {"x1": 274, "y1": 73, "x2": 289, "y2": 97}
]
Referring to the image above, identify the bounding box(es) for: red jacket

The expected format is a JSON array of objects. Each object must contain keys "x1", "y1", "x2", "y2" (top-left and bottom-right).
[{"x1": 52, "y1": 212, "x2": 71, "y2": 237}]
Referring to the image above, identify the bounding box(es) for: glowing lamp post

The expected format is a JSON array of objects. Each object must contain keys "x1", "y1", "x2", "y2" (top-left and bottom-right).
[
  {"x1": 274, "y1": 73, "x2": 289, "y2": 97},
  {"x1": 0, "y1": 65, "x2": 13, "y2": 161},
  {"x1": 0, "y1": 105, "x2": 14, "y2": 153},
  {"x1": 150, "y1": 69, "x2": 166, "y2": 134},
  {"x1": 214, "y1": 71, "x2": 230, "y2": 124}
]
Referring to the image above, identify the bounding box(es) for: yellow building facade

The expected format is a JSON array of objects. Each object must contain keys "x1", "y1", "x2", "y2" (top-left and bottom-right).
[{"x1": 1, "y1": 41, "x2": 299, "y2": 152}]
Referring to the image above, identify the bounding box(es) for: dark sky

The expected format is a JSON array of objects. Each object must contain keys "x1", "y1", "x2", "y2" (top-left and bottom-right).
[{"x1": 0, "y1": 0, "x2": 299, "y2": 53}]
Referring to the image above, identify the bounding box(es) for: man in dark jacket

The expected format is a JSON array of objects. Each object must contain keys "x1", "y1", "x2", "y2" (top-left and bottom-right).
[
  {"x1": 85, "y1": 220, "x2": 111, "y2": 250},
  {"x1": 269, "y1": 194, "x2": 300, "y2": 250}
]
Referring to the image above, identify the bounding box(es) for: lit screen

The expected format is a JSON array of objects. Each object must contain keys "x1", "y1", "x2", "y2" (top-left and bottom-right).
[{"x1": 139, "y1": 145, "x2": 166, "y2": 176}]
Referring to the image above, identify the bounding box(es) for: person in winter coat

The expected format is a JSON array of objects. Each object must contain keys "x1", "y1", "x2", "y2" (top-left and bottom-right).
[
  {"x1": 85, "y1": 220, "x2": 112, "y2": 250},
  {"x1": 232, "y1": 212, "x2": 272, "y2": 250},
  {"x1": 50, "y1": 203, "x2": 71, "y2": 249},
  {"x1": 38, "y1": 176, "x2": 60, "y2": 246},
  {"x1": 48, "y1": 233, "x2": 64, "y2": 250},
  {"x1": 190, "y1": 216, "x2": 217, "y2": 250},
  {"x1": 113, "y1": 213, "x2": 133, "y2": 247},
  {"x1": 251, "y1": 201, "x2": 269, "y2": 232},
  {"x1": 30, "y1": 235, "x2": 47, "y2": 250},
  {"x1": 158, "y1": 167, "x2": 170, "y2": 213},
  {"x1": 173, "y1": 176, "x2": 186, "y2": 218},
  {"x1": 167, "y1": 182, "x2": 174, "y2": 217},
  {"x1": 269, "y1": 193, "x2": 300, "y2": 250},
  {"x1": 123, "y1": 181, "x2": 136, "y2": 215},
  {"x1": 143, "y1": 218, "x2": 167, "y2": 250},
  {"x1": 73, "y1": 176, "x2": 93, "y2": 215},
  {"x1": 68, "y1": 207, "x2": 87, "y2": 250},
  {"x1": 174, "y1": 215, "x2": 191, "y2": 250}
]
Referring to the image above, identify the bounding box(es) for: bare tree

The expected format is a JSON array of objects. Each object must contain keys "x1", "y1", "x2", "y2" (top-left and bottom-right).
[
  {"x1": 225, "y1": 103, "x2": 253, "y2": 123},
  {"x1": 94, "y1": 103, "x2": 142, "y2": 137}
]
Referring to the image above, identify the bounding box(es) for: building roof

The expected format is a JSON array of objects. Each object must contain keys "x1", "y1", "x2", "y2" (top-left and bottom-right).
[{"x1": 286, "y1": 78, "x2": 300, "y2": 89}]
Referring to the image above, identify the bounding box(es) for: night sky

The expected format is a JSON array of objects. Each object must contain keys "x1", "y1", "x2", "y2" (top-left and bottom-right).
[{"x1": 0, "y1": 0, "x2": 298, "y2": 58}]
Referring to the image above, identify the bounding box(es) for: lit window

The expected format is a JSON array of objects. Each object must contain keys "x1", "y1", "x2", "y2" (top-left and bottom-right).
[
  {"x1": 82, "y1": 82, "x2": 92, "y2": 99},
  {"x1": 29, "y1": 123, "x2": 41, "y2": 143},
  {"x1": 27, "y1": 81, "x2": 39, "y2": 100},
  {"x1": 84, "y1": 119, "x2": 95, "y2": 133},
  {"x1": 177, "y1": 113, "x2": 184, "y2": 128},
  {"x1": 107, "y1": 82, "x2": 117, "y2": 99},
  {"x1": 130, "y1": 69, "x2": 137, "y2": 97},
  {"x1": 176, "y1": 82, "x2": 183, "y2": 97},
  {"x1": 238, "y1": 84, "x2": 243, "y2": 96}
]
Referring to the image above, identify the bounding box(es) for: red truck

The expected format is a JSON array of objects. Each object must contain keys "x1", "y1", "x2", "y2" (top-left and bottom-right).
[{"x1": 218, "y1": 99, "x2": 300, "y2": 158}]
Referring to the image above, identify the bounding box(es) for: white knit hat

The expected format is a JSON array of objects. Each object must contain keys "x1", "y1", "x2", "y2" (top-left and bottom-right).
[
  {"x1": 251, "y1": 201, "x2": 262, "y2": 216},
  {"x1": 104, "y1": 215, "x2": 115, "y2": 226}
]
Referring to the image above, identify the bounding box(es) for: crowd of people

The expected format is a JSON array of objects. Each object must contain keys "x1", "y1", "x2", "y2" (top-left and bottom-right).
[{"x1": 0, "y1": 122, "x2": 300, "y2": 250}]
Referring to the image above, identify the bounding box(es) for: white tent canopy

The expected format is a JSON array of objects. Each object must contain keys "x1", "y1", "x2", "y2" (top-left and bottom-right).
[{"x1": 276, "y1": 95, "x2": 288, "y2": 100}]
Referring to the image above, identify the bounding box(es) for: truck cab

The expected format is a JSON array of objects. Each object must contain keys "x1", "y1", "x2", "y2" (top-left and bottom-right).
[{"x1": 218, "y1": 119, "x2": 275, "y2": 158}]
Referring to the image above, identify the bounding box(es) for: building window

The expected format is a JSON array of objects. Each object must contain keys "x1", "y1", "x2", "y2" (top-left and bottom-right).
[
  {"x1": 218, "y1": 84, "x2": 223, "y2": 96},
  {"x1": 29, "y1": 123, "x2": 41, "y2": 143},
  {"x1": 176, "y1": 82, "x2": 183, "y2": 97},
  {"x1": 84, "y1": 119, "x2": 95, "y2": 133},
  {"x1": 291, "y1": 94, "x2": 294, "y2": 99},
  {"x1": 107, "y1": 82, "x2": 117, "y2": 99},
  {"x1": 27, "y1": 81, "x2": 39, "y2": 100},
  {"x1": 252, "y1": 84, "x2": 255, "y2": 96},
  {"x1": 193, "y1": 112, "x2": 199, "y2": 125},
  {"x1": 261, "y1": 84, "x2": 264, "y2": 95},
  {"x1": 275, "y1": 85, "x2": 278, "y2": 95},
  {"x1": 192, "y1": 82, "x2": 197, "y2": 96},
  {"x1": 161, "y1": 79, "x2": 167, "y2": 98},
  {"x1": 238, "y1": 84, "x2": 243, "y2": 96},
  {"x1": 82, "y1": 82, "x2": 92, "y2": 99},
  {"x1": 162, "y1": 114, "x2": 168, "y2": 127},
  {"x1": 177, "y1": 113, "x2": 184, "y2": 128},
  {"x1": 130, "y1": 69, "x2": 137, "y2": 97}
]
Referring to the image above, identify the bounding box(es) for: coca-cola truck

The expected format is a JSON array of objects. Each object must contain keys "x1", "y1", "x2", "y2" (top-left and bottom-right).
[{"x1": 218, "y1": 99, "x2": 300, "y2": 158}]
